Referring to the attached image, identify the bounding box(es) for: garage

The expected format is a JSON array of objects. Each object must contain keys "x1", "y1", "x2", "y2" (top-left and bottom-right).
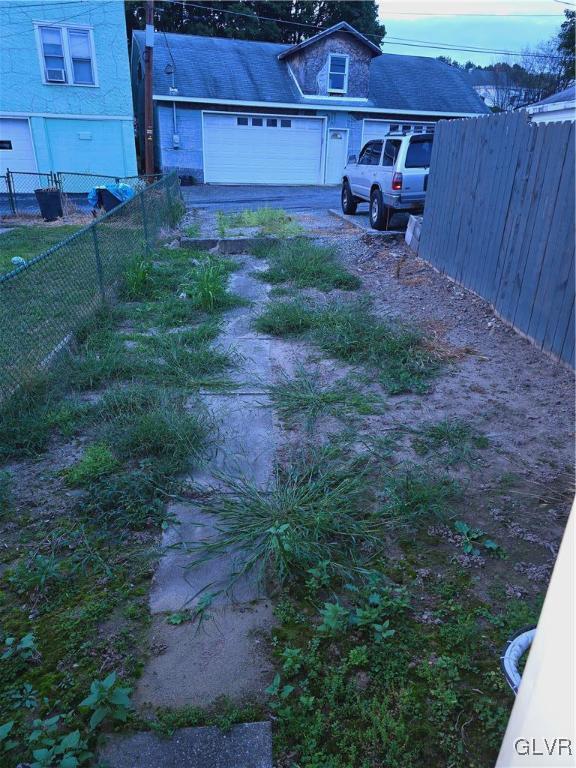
[
  {"x1": 0, "y1": 118, "x2": 37, "y2": 177},
  {"x1": 202, "y1": 112, "x2": 324, "y2": 185}
]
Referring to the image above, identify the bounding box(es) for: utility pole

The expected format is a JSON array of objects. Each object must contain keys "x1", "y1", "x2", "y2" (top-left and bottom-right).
[{"x1": 144, "y1": 0, "x2": 155, "y2": 178}]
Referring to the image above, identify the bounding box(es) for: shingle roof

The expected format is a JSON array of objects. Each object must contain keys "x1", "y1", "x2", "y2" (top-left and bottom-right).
[
  {"x1": 532, "y1": 84, "x2": 575, "y2": 107},
  {"x1": 133, "y1": 30, "x2": 489, "y2": 115},
  {"x1": 278, "y1": 21, "x2": 381, "y2": 59}
]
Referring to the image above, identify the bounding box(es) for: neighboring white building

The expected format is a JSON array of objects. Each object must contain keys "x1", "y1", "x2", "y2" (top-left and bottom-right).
[{"x1": 525, "y1": 85, "x2": 576, "y2": 123}]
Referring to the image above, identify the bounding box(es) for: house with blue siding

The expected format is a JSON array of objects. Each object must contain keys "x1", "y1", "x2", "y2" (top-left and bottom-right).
[
  {"x1": 131, "y1": 22, "x2": 488, "y2": 185},
  {"x1": 0, "y1": 0, "x2": 137, "y2": 189}
]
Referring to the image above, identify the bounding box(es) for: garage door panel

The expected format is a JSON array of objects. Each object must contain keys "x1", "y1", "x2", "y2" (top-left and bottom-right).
[
  {"x1": 203, "y1": 114, "x2": 323, "y2": 184},
  {"x1": 0, "y1": 118, "x2": 37, "y2": 177}
]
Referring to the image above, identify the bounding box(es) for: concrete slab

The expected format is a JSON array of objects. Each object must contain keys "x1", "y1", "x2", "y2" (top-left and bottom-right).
[
  {"x1": 149, "y1": 504, "x2": 262, "y2": 614},
  {"x1": 99, "y1": 721, "x2": 272, "y2": 768},
  {"x1": 195, "y1": 393, "x2": 275, "y2": 487},
  {"x1": 134, "y1": 604, "x2": 274, "y2": 708}
]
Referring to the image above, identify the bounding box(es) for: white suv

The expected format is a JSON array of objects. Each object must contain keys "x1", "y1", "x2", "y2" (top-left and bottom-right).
[{"x1": 341, "y1": 132, "x2": 434, "y2": 230}]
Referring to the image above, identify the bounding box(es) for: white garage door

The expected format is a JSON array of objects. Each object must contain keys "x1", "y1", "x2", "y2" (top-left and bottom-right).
[
  {"x1": 362, "y1": 119, "x2": 435, "y2": 147},
  {"x1": 203, "y1": 113, "x2": 324, "y2": 184},
  {"x1": 0, "y1": 118, "x2": 37, "y2": 176}
]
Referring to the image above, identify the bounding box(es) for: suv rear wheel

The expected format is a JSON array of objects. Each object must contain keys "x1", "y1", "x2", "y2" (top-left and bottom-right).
[
  {"x1": 341, "y1": 181, "x2": 358, "y2": 215},
  {"x1": 370, "y1": 188, "x2": 393, "y2": 231}
]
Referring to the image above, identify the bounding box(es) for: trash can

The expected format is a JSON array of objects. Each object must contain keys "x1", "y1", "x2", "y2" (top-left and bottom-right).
[
  {"x1": 34, "y1": 187, "x2": 63, "y2": 222},
  {"x1": 99, "y1": 188, "x2": 123, "y2": 212}
]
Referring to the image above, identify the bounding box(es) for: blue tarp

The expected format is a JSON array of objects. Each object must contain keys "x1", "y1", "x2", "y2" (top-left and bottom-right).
[{"x1": 88, "y1": 183, "x2": 135, "y2": 207}]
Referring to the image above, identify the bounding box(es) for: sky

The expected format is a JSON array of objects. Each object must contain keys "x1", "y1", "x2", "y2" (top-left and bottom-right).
[{"x1": 376, "y1": 0, "x2": 568, "y2": 65}]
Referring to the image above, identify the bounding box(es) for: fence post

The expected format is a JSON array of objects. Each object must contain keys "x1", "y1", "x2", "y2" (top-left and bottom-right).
[
  {"x1": 140, "y1": 191, "x2": 151, "y2": 256},
  {"x1": 91, "y1": 223, "x2": 106, "y2": 303},
  {"x1": 5, "y1": 169, "x2": 16, "y2": 216}
]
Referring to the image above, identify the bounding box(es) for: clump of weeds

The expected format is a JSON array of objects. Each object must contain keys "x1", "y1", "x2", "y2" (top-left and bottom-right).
[
  {"x1": 254, "y1": 238, "x2": 360, "y2": 291},
  {"x1": 268, "y1": 367, "x2": 384, "y2": 430}
]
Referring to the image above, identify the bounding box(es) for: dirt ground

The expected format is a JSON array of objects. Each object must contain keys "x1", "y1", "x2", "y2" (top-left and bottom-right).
[{"x1": 311, "y1": 217, "x2": 573, "y2": 597}]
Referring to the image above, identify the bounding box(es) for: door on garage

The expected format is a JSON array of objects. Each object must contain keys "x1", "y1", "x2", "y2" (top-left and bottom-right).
[
  {"x1": 203, "y1": 113, "x2": 324, "y2": 184},
  {"x1": 0, "y1": 118, "x2": 37, "y2": 178},
  {"x1": 325, "y1": 128, "x2": 349, "y2": 185}
]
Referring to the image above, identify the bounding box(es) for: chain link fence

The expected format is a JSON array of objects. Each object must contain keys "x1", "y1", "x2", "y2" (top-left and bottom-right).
[
  {"x1": 0, "y1": 170, "x2": 162, "y2": 218},
  {"x1": 0, "y1": 172, "x2": 183, "y2": 401}
]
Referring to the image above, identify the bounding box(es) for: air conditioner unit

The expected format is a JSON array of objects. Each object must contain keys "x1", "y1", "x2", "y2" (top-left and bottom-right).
[{"x1": 47, "y1": 69, "x2": 66, "y2": 82}]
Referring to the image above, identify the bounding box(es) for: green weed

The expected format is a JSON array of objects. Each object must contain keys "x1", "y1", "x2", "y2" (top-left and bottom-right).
[
  {"x1": 253, "y1": 298, "x2": 314, "y2": 336},
  {"x1": 255, "y1": 238, "x2": 360, "y2": 291},
  {"x1": 379, "y1": 466, "x2": 460, "y2": 529},
  {"x1": 268, "y1": 368, "x2": 384, "y2": 430},
  {"x1": 63, "y1": 444, "x2": 119, "y2": 487},
  {"x1": 413, "y1": 418, "x2": 489, "y2": 465},
  {"x1": 188, "y1": 446, "x2": 376, "y2": 590},
  {"x1": 312, "y1": 302, "x2": 438, "y2": 394},
  {"x1": 120, "y1": 257, "x2": 154, "y2": 301}
]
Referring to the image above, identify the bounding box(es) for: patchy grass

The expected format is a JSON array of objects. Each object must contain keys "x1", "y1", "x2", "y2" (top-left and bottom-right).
[
  {"x1": 0, "y1": 225, "x2": 82, "y2": 273},
  {"x1": 254, "y1": 297, "x2": 315, "y2": 337},
  {"x1": 254, "y1": 238, "x2": 361, "y2": 292},
  {"x1": 217, "y1": 207, "x2": 301, "y2": 237},
  {"x1": 102, "y1": 394, "x2": 209, "y2": 473},
  {"x1": 379, "y1": 465, "x2": 461, "y2": 530},
  {"x1": 269, "y1": 368, "x2": 385, "y2": 430},
  {"x1": 255, "y1": 299, "x2": 439, "y2": 394},
  {"x1": 412, "y1": 418, "x2": 490, "y2": 466}
]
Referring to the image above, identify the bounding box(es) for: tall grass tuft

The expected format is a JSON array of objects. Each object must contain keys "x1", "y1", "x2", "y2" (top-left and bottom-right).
[
  {"x1": 187, "y1": 446, "x2": 377, "y2": 589},
  {"x1": 255, "y1": 238, "x2": 361, "y2": 291}
]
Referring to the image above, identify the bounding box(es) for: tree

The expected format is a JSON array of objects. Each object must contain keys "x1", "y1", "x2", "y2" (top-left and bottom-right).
[
  {"x1": 124, "y1": 1, "x2": 385, "y2": 46},
  {"x1": 557, "y1": 9, "x2": 575, "y2": 88}
]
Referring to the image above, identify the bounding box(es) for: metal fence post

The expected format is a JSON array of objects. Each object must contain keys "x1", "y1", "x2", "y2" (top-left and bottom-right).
[
  {"x1": 5, "y1": 169, "x2": 17, "y2": 216},
  {"x1": 91, "y1": 223, "x2": 106, "y2": 303},
  {"x1": 140, "y1": 191, "x2": 151, "y2": 255}
]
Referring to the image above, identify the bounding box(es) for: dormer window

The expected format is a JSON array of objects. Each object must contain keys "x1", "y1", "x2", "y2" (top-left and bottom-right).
[{"x1": 328, "y1": 54, "x2": 349, "y2": 94}]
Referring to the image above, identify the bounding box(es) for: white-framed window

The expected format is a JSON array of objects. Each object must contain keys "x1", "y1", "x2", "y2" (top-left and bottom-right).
[
  {"x1": 328, "y1": 54, "x2": 349, "y2": 94},
  {"x1": 35, "y1": 23, "x2": 97, "y2": 86}
]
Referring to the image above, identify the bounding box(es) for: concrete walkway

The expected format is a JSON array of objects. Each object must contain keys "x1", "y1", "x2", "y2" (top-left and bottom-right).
[{"x1": 100, "y1": 255, "x2": 277, "y2": 766}]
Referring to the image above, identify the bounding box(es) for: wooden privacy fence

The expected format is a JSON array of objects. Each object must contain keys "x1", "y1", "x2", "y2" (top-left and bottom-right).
[{"x1": 419, "y1": 111, "x2": 575, "y2": 367}]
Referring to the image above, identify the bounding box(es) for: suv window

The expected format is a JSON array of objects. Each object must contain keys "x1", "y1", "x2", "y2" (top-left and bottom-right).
[
  {"x1": 366, "y1": 140, "x2": 383, "y2": 165},
  {"x1": 405, "y1": 138, "x2": 433, "y2": 168},
  {"x1": 382, "y1": 139, "x2": 401, "y2": 167},
  {"x1": 358, "y1": 141, "x2": 383, "y2": 166}
]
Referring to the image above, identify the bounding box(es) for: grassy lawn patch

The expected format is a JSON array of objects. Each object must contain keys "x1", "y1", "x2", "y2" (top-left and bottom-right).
[
  {"x1": 0, "y1": 225, "x2": 82, "y2": 274},
  {"x1": 254, "y1": 238, "x2": 361, "y2": 292}
]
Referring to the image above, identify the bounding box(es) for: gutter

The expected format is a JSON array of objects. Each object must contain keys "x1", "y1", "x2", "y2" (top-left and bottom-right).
[{"x1": 151, "y1": 94, "x2": 485, "y2": 118}]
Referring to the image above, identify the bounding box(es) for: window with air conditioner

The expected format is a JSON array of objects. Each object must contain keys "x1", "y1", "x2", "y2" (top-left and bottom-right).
[{"x1": 37, "y1": 24, "x2": 96, "y2": 86}]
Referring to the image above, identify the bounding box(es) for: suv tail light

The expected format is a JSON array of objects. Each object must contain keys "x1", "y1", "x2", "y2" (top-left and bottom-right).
[{"x1": 392, "y1": 172, "x2": 403, "y2": 191}]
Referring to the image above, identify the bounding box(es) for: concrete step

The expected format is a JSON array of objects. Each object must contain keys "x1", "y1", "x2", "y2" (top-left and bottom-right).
[
  {"x1": 99, "y1": 721, "x2": 272, "y2": 768},
  {"x1": 134, "y1": 605, "x2": 274, "y2": 709}
]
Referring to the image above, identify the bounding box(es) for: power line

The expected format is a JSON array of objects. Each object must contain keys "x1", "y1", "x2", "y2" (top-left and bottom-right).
[
  {"x1": 0, "y1": 1, "x2": 117, "y2": 41},
  {"x1": 156, "y1": 2, "x2": 564, "y2": 61}
]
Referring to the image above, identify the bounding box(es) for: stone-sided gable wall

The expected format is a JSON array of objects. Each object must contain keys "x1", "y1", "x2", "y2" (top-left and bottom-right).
[{"x1": 287, "y1": 33, "x2": 373, "y2": 98}]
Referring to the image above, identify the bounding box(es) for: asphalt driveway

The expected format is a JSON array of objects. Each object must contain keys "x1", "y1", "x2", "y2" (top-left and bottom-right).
[{"x1": 181, "y1": 184, "x2": 341, "y2": 211}]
